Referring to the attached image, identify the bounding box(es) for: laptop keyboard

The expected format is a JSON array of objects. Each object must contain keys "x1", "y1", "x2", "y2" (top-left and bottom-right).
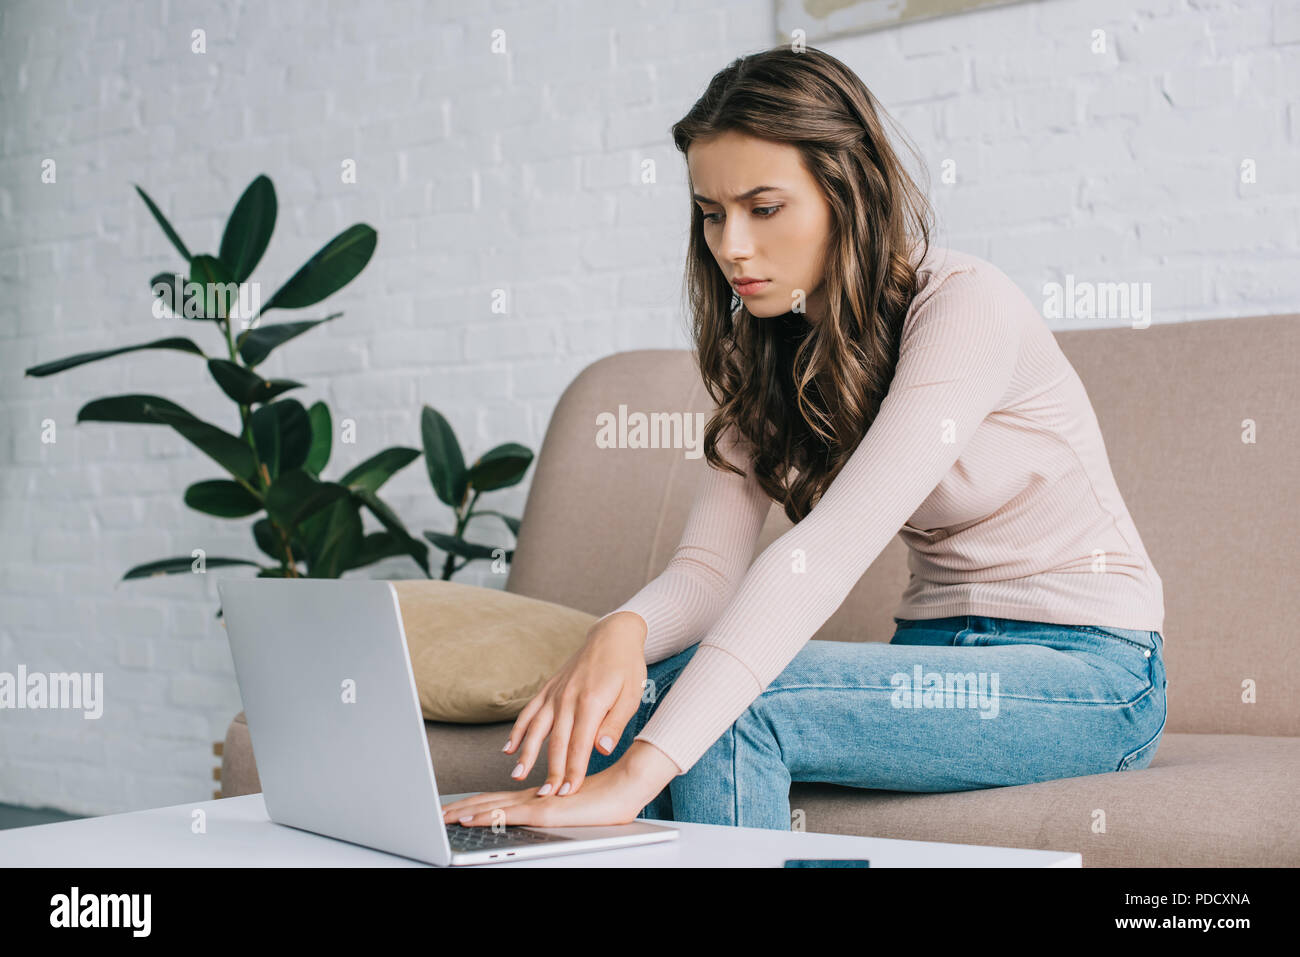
[{"x1": 445, "y1": 823, "x2": 572, "y2": 852}]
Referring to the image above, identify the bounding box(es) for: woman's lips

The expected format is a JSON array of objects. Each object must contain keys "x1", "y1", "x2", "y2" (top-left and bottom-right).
[{"x1": 733, "y1": 280, "x2": 770, "y2": 295}]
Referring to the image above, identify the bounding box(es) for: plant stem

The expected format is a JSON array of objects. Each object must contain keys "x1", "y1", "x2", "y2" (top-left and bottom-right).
[
  {"x1": 222, "y1": 315, "x2": 287, "y2": 575},
  {"x1": 438, "y1": 489, "x2": 489, "y2": 580},
  {"x1": 217, "y1": 314, "x2": 265, "y2": 487},
  {"x1": 275, "y1": 520, "x2": 299, "y2": 578}
]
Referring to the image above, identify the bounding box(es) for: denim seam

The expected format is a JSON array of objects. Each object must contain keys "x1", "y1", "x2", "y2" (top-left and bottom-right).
[
  {"x1": 729, "y1": 723, "x2": 740, "y2": 826},
  {"x1": 1065, "y1": 626, "x2": 1156, "y2": 651},
  {"x1": 758, "y1": 680, "x2": 1161, "y2": 708},
  {"x1": 1119, "y1": 698, "x2": 1168, "y2": 770}
]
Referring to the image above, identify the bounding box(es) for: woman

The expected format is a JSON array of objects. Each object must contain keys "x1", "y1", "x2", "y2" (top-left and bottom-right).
[{"x1": 442, "y1": 46, "x2": 1167, "y2": 830}]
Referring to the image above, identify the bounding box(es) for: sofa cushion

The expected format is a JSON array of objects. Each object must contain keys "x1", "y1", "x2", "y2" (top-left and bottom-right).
[{"x1": 389, "y1": 579, "x2": 594, "y2": 723}]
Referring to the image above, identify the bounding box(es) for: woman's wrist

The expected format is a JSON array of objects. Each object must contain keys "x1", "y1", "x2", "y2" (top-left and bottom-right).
[
  {"x1": 590, "y1": 611, "x2": 648, "y2": 647},
  {"x1": 619, "y1": 739, "x2": 681, "y2": 798}
]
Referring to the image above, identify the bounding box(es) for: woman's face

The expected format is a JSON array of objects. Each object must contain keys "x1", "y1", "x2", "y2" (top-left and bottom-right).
[{"x1": 687, "y1": 130, "x2": 833, "y2": 322}]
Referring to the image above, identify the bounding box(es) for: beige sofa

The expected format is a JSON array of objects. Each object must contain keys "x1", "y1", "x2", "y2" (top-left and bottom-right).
[{"x1": 221, "y1": 313, "x2": 1300, "y2": 866}]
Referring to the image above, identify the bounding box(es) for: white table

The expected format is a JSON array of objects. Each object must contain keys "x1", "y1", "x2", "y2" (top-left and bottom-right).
[{"x1": 0, "y1": 793, "x2": 1079, "y2": 867}]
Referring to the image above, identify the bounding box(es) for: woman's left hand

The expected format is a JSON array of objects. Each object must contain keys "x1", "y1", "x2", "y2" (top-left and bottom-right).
[{"x1": 441, "y1": 743, "x2": 677, "y2": 828}]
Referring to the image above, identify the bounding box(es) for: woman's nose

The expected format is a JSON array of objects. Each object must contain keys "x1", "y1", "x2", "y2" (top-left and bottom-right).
[{"x1": 719, "y1": 222, "x2": 754, "y2": 259}]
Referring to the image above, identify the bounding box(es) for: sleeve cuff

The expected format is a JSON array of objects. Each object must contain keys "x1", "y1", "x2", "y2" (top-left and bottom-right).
[
  {"x1": 599, "y1": 590, "x2": 703, "y2": 663},
  {"x1": 632, "y1": 643, "x2": 763, "y2": 775}
]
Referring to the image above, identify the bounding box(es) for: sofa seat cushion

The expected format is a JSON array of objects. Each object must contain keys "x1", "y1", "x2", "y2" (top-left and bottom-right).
[
  {"x1": 785, "y1": 732, "x2": 1300, "y2": 867},
  {"x1": 220, "y1": 711, "x2": 1297, "y2": 867}
]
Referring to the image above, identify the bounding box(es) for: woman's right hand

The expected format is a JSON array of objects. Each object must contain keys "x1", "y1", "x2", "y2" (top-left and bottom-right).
[{"x1": 503, "y1": 612, "x2": 648, "y2": 799}]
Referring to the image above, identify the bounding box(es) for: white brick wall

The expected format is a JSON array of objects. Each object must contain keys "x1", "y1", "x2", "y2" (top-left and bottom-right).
[{"x1": 1, "y1": 0, "x2": 1296, "y2": 816}]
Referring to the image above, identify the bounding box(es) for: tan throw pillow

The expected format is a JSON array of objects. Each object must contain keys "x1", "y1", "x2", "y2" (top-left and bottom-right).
[{"x1": 390, "y1": 579, "x2": 595, "y2": 724}]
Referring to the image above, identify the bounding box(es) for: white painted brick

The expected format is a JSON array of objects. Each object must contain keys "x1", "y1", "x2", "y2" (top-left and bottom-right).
[
  {"x1": 1117, "y1": 17, "x2": 1215, "y2": 67},
  {"x1": 1142, "y1": 205, "x2": 1294, "y2": 254},
  {"x1": 167, "y1": 673, "x2": 235, "y2": 709},
  {"x1": 1129, "y1": 104, "x2": 1285, "y2": 157},
  {"x1": 1083, "y1": 73, "x2": 1162, "y2": 120},
  {"x1": 974, "y1": 41, "x2": 1114, "y2": 93},
  {"x1": 1213, "y1": 261, "x2": 1300, "y2": 303},
  {"x1": 106, "y1": 671, "x2": 170, "y2": 707},
  {"x1": 369, "y1": 327, "x2": 460, "y2": 368},
  {"x1": 941, "y1": 176, "x2": 1078, "y2": 227},
  {"x1": 3, "y1": 764, "x2": 63, "y2": 806},
  {"x1": 330, "y1": 371, "x2": 418, "y2": 410},
  {"x1": 191, "y1": 639, "x2": 234, "y2": 674},
  {"x1": 1273, "y1": 3, "x2": 1300, "y2": 44},
  {"x1": 133, "y1": 704, "x2": 212, "y2": 739},
  {"x1": 116, "y1": 634, "x2": 155, "y2": 669},
  {"x1": 874, "y1": 54, "x2": 971, "y2": 106},
  {"x1": 94, "y1": 600, "x2": 167, "y2": 647},
  {"x1": 940, "y1": 94, "x2": 1017, "y2": 141},
  {"x1": 1208, "y1": 9, "x2": 1275, "y2": 55},
  {"x1": 465, "y1": 320, "x2": 559, "y2": 360},
  {"x1": 93, "y1": 498, "x2": 139, "y2": 530},
  {"x1": 1012, "y1": 86, "x2": 1083, "y2": 133},
  {"x1": 613, "y1": 267, "x2": 682, "y2": 310},
  {"x1": 513, "y1": 191, "x2": 608, "y2": 238},
  {"x1": 1162, "y1": 61, "x2": 1236, "y2": 107},
  {"x1": 475, "y1": 401, "x2": 531, "y2": 444}
]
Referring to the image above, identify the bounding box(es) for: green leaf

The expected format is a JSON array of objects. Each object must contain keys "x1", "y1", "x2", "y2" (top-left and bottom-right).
[
  {"x1": 134, "y1": 184, "x2": 192, "y2": 262},
  {"x1": 207, "y1": 358, "x2": 303, "y2": 405},
  {"x1": 345, "y1": 531, "x2": 416, "y2": 571},
  {"x1": 25, "y1": 337, "x2": 205, "y2": 377},
  {"x1": 471, "y1": 509, "x2": 521, "y2": 537},
  {"x1": 236, "y1": 312, "x2": 341, "y2": 366},
  {"x1": 262, "y1": 223, "x2": 377, "y2": 312},
  {"x1": 143, "y1": 404, "x2": 259, "y2": 482},
  {"x1": 264, "y1": 468, "x2": 350, "y2": 529},
  {"x1": 298, "y1": 496, "x2": 362, "y2": 578},
  {"x1": 466, "y1": 442, "x2": 534, "y2": 492},
  {"x1": 353, "y1": 487, "x2": 430, "y2": 576},
  {"x1": 219, "y1": 174, "x2": 277, "y2": 283},
  {"x1": 338, "y1": 446, "x2": 420, "y2": 494},
  {"x1": 183, "y1": 480, "x2": 263, "y2": 518},
  {"x1": 421, "y1": 405, "x2": 468, "y2": 508},
  {"x1": 122, "y1": 556, "x2": 260, "y2": 580},
  {"x1": 250, "y1": 399, "x2": 312, "y2": 480},
  {"x1": 256, "y1": 566, "x2": 294, "y2": 578},
  {"x1": 188, "y1": 254, "x2": 239, "y2": 320},
  {"x1": 252, "y1": 518, "x2": 308, "y2": 562},
  {"x1": 304, "y1": 401, "x2": 332, "y2": 476},
  {"x1": 422, "y1": 530, "x2": 501, "y2": 561},
  {"x1": 77, "y1": 393, "x2": 195, "y2": 424},
  {"x1": 253, "y1": 518, "x2": 280, "y2": 560}
]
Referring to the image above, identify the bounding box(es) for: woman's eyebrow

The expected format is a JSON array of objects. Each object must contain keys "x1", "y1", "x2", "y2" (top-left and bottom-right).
[{"x1": 692, "y1": 185, "x2": 786, "y2": 204}]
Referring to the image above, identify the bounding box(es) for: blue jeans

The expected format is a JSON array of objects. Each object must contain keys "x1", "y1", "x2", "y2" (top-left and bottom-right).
[{"x1": 587, "y1": 615, "x2": 1167, "y2": 829}]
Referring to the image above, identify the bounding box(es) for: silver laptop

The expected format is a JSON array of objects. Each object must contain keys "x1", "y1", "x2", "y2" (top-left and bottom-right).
[{"x1": 217, "y1": 578, "x2": 679, "y2": 866}]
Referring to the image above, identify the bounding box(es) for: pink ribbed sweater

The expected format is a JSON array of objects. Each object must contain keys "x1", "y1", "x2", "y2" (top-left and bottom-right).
[{"x1": 597, "y1": 246, "x2": 1165, "y2": 775}]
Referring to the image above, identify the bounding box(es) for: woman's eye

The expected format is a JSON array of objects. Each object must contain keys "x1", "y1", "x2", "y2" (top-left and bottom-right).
[{"x1": 701, "y1": 205, "x2": 780, "y2": 224}]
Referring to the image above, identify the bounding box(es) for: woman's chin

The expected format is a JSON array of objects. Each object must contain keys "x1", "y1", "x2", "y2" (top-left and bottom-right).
[{"x1": 743, "y1": 299, "x2": 784, "y2": 319}]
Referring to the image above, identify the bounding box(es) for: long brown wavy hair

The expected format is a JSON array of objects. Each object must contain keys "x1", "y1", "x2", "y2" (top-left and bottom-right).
[{"x1": 673, "y1": 46, "x2": 936, "y2": 524}]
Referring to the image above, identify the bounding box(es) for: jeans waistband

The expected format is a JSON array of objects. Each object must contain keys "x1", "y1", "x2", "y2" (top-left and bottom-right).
[{"x1": 894, "y1": 615, "x2": 1163, "y2": 653}]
